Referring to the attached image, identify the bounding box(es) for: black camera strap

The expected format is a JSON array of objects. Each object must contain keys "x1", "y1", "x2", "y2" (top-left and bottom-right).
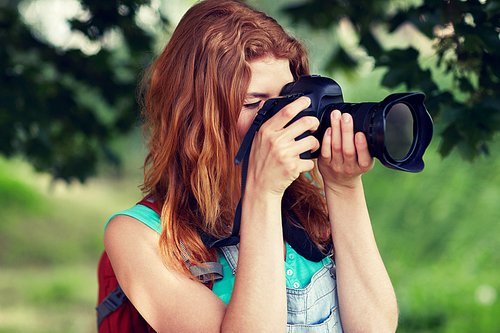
[
  {"x1": 202, "y1": 102, "x2": 330, "y2": 262},
  {"x1": 201, "y1": 103, "x2": 274, "y2": 248}
]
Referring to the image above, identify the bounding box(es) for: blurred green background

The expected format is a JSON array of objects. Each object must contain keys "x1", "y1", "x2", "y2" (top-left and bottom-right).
[{"x1": 1, "y1": 0, "x2": 499, "y2": 332}]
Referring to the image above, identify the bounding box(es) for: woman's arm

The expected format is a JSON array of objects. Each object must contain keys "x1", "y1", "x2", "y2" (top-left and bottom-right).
[
  {"x1": 104, "y1": 97, "x2": 320, "y2": 333},
  {"x1": 221, "y1": 189, "x2": 287, "y2": 332},
  {"x1": 319, "y1": 110, "x2": 399, "y2": 332},
  {"x1": 223, "y1": 96, "x2": 320, "y2": 332}
]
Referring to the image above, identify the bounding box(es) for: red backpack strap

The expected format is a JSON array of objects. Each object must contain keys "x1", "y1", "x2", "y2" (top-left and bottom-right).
[
  {"x1": 136, "y1": 195, "x2": 161, "y2": 215},
  {"x1": 96, "y1": 251, "x2": 152, "y2": 333}
]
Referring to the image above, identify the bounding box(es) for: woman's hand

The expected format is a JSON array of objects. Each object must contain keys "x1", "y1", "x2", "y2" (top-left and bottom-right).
[
  {"x1": 247, "y1": 96, "x2": 320, "y2": 199},
  {"x1": 318, "y1": 110, "x2": 374, "y2": 192}
]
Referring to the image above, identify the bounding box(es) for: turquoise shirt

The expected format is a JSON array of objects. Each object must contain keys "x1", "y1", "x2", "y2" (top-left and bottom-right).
[{"x1": 107, "y1": 205, "x2": 332, "y2": 305}]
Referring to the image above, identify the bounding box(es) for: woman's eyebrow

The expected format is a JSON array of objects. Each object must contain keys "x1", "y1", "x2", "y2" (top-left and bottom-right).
[{"x1": 246, "y1": 92, "x2": 270, "y2": 99}]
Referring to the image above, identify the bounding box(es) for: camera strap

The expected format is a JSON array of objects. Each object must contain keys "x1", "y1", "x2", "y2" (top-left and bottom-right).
[
  {"x1": 202, "y1": 102, "x2": 331, "y2": 262},
  {"x1": 201, "y1": 103, "x2": 274, "y2": 248}
]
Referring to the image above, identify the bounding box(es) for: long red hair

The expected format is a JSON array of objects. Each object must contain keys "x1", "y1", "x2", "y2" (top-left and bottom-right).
[{"x1": 140, "y1": 0, "x2": 330, "y2": 279}]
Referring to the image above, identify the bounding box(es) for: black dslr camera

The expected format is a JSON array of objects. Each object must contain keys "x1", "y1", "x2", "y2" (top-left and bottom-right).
[{"x1": 236, "y1": 75, "x2": 433, "y2": 172}]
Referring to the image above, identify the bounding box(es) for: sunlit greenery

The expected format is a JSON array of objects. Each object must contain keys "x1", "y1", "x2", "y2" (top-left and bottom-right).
[{"x1": 1, "y1": 134, "x2": 499, "y2": 332}]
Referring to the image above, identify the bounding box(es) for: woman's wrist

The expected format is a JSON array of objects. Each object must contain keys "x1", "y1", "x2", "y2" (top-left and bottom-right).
[
  {"x1": 244, "y1": 173, "x2": 286, "y2": 203},
  {"x1": 323, "y1": 175, "x2": 364, "y2": 198}
]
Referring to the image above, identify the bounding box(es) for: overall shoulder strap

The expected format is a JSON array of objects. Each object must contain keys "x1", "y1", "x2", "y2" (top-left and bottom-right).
[{"x1": 219, "y1": 245, "x2": 239, "y2": 275}]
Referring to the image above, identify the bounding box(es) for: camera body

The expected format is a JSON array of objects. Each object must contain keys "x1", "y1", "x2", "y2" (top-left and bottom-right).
[
  {"x1": 259, "y1": 75, "x2": 344, "y2": 159},
  {"x1": 239, "y1": 75, "x2": 433, "y2": 172}
]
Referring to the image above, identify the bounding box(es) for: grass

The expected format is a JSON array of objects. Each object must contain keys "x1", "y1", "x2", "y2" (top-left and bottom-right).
[
  {"x1": 363, "y1": 140, "x2": 500, "y2": 332},
  {"x1": 0, "y1": 265, "x2": 97, "y2": 333},
  {"x1": 1, "y1": 135, "x2": 499, "y2": 332},
  {"x1": 0, "y1": 154, "x2": 143, "y2": 333}
]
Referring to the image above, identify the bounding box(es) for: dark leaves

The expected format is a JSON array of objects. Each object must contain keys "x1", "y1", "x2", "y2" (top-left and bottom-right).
[
  {"x1": 282, "y1": 0, "x2": 500, "y2": 161},
  {"x1": 0, "y1": 0, "x2": 165, "y2": 182}
]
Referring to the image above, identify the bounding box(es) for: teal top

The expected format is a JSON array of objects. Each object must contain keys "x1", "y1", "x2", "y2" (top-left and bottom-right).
[{"x1": 106, "y1": 205, "x2": 332, "y2": 305}]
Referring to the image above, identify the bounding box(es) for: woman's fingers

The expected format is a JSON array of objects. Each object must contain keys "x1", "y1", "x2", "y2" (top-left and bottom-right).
[
  {"x1": 258, "y1": 96, "x2": 320, "y2": 157},
  {"x1": 355, "y1": 132, "x2": 374, "y2": 170},
  {"x1": 320, "y1": 110, "x2": 374, "y2": 174},
  {"x1": 324, "y1": 110, "x2": 345, "y2": 168},
  {"x1": 264, "y1": 96, "x2": 311, "y2": 131},
  {"x1": 321, "y1": 127, "x2": 332, "y2": 160},
  {"x1": 339, "y1": 113, "x2": 357, "y2": 173}
]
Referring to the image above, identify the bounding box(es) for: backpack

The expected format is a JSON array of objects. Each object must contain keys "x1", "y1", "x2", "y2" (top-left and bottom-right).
[{"x1": 96, "y1": 196, "x2": 223, "y2": 333}]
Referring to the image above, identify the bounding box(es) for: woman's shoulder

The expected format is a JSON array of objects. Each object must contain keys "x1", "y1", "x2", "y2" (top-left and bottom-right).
[
  {"x1": 103, "y1": 204, "x2": 162, "y2": 258},
  {"x1": 105, "y1": 203, "x2": 162, "y2": 234},
  {"x1": 103, "y1": 204, "x2": 227, "y2": 332}
]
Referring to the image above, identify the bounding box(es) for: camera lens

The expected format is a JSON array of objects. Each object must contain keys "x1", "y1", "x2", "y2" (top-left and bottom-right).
[{"x1": 384, "y1": 103, "x2": 415, "y2": 161}]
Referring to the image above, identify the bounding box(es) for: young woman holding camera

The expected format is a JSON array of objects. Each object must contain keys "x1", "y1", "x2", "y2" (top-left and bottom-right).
[{"x1": 103, "y1": 0, "x2": 398, "y2": 331}]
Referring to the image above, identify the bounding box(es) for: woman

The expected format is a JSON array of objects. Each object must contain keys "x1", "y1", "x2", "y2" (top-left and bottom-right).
[{"x1": 104, "y1": 0, "x2": 398, "y2": 331}]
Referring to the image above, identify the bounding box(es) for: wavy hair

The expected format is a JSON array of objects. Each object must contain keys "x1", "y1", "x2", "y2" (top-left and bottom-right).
[{"x1": 140, "y1": 0, "x2": 330, "y2": 279}]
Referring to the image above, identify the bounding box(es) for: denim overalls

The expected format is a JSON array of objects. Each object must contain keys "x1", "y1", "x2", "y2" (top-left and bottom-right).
[{"x1": 220, "y1": 245, "x2": 343, "y2": 332}]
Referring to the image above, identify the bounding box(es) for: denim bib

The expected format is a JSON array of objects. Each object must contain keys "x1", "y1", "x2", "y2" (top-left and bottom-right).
[{"x1": 220, "y1": 245, "x2": 343, "y2": 332}]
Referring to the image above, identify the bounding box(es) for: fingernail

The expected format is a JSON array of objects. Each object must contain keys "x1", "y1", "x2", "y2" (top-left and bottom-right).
[
  {"x1": 333, "y1": 110, "x2": 341, "y2": 120},
  {"x1": 342, "y1": 113, "x2": 351, "y2": 122},
  {"x1": 356, "y1": 132, "x2": 366, "y2": 143}
]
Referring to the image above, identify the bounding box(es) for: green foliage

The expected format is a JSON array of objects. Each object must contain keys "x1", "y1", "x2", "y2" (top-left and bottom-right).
[
  {"x1": 2, "y1": 0, "x2": 499, "y2": 182},
  {"x1": 0, "y1": 0, "x2": 167, "y2": 182},
  {"x1": 283, "y1": 0, "x2": 500, "y2": 161}
]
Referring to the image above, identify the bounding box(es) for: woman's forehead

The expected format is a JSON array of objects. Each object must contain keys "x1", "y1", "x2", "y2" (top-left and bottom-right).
[{"x1": 247, "y1": 56, "x2": 293, "y2": 98}]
